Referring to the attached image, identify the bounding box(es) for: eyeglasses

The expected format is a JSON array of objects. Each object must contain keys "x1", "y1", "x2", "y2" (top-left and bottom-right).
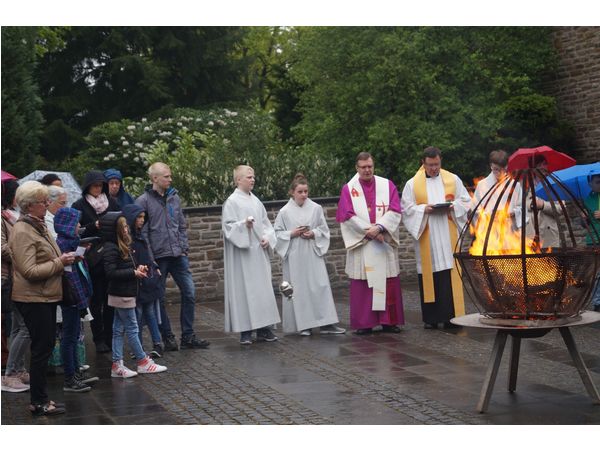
[{"x1": 33, "y1": 199, "x2": 51, "y2": 205}]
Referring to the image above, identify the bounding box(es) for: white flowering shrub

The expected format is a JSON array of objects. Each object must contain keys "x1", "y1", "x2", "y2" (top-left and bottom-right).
[{"x1": 63, "y1": 105, "x2": 344, "y2": 205}]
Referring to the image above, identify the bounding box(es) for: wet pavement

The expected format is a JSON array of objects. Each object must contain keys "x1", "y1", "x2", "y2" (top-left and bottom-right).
[{"x1": 1, "y1": 282, "x2": 599, "y2": 425}]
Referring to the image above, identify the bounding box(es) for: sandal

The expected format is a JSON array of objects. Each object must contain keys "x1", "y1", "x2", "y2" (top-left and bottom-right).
[{"x1": 29, "y1": 402, "x2": 66, "y2": 416}]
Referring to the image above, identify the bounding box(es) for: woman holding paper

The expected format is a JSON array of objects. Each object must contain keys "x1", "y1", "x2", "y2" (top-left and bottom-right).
[{"x1": 9, "y1": 181, "x2": 76, "y2": 415}]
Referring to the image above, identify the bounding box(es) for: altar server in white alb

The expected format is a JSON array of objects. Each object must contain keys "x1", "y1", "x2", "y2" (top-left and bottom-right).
[
  {"x1": 274, "y1": 174, "x2": 346, "y2": 336},
  {"x1": 401, "y1": 147, "x2": 471, "y2": 330},
  {"x1": 473, "y1": 149, "x2": 522, "y2": 232},
  {"x1": 222, "y1": 165, "x2": 280, "y2": 345}
]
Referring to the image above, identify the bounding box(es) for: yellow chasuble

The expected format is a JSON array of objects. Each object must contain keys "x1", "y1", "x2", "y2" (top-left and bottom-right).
[{"x1": 413, "y1": 167, "x2": 465, "y2": 316}]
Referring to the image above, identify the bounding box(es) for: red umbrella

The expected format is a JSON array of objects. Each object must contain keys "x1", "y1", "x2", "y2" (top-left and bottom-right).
[
  {"x1": 507, "y1": 145, "x2": 576, "y2": 173},
  {"x1": 1, "y1": 170, "x2": 17, "y2": 182}
]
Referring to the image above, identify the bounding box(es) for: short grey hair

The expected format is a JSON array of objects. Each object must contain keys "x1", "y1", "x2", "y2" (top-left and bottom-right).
[
  {"x1": 15, "y1": 181, "x2": 48, "y2": 213},
  {"x1": 47, "y1": 185, "x2": 66, "y2": 203},
  {"x1": 148, "y1": 162, "x2": 170, "y2": 180}
]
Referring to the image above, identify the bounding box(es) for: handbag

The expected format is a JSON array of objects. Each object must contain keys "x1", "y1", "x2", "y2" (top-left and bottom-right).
[
  {"x1": 84, "y1": 241, "x2": 105, "y2": 269},
  {"x1": 61, "y1": 275, "x2": 79, "y2": 307},
  {"x1": 138, "y1": 265, "x2": 162, "y2": 304}
]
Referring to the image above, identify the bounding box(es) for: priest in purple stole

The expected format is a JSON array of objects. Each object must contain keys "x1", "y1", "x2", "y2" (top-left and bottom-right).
[{"x1": 336, "y1": 152, "x2": 405, "y2": 334}]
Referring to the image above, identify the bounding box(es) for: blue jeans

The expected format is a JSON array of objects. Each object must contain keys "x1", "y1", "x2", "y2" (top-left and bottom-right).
[
  {"x1": 112, "y1": 307, "x2": 146, "y2": 362},
  {"x1": 5, "y1": 304, "x2": 30, "y2": 376},
  {"x1": 156, "y1": 256, "x2": 196, "y2": 339},
  {"x1": 60, "y1": 305, "x2": 81, "y2": 378},
  {"x1": 136, "y1": 301, "x2": 162, "y2": 348}
]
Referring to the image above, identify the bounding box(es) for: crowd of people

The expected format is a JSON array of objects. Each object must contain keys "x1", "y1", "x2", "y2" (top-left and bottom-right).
[{"x1": 1, "y1": 146, "x2": 599, "y2": 417}]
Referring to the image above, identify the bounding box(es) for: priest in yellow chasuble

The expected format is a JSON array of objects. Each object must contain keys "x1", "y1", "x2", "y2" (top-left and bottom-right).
[{"x1": 401, "y1": 147, "x2": 470, "y2": 329}]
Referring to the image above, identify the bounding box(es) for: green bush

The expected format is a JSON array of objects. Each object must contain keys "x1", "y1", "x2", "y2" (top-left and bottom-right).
[{"x1": 62, "y1": 104, "x2": 344, "y2": 205}]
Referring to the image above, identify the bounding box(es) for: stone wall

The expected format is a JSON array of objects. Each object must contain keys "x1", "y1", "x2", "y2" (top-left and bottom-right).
[
  {"x1": 167, "y1": 197, "x2": 418, "y2": 301},
  {"x1": 546, "y1": 27, "x2": 600, "y2": 163},
  {"x1": 167, "y1": 195, "x2": 590, "y2": 302}
]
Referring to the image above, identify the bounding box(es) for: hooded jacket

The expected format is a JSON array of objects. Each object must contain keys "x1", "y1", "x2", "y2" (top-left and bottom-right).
[
  {"x1": 123, "y1": 204, "x2": 161, "y2": 303},
  {"x1": 101, "y1": 211, "x2": 138, "y2": 298},
  {"x1": 135, "y1": 184, "x2": 189, "y2": 259},
  {"x1": 54, "y1": 207, "x2": 92, "y2": 310},
  {"x1": 104, "y1": 168, "x2": 135, "y2": 208},
  {"x1": 72, "y1": 171, "x2": 121, "y2": 239}
]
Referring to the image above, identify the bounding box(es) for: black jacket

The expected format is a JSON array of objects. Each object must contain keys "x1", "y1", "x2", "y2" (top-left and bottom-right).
[
  {"x1": 72, "y1": 171, "x2": 121, "y2": 239},
  {"x1": 123, "y1": 204, "x2": 161, "y2": 304},
  {"x1": 101, "y1": 212, "x2": 137, "y2": 298}
]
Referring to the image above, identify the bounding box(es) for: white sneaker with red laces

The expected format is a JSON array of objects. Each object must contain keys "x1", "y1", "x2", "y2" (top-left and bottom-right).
[
  {"x1": 111, "y1": 361, "x2": 138, "y2": 378},
  {"x1": 137, "y1": 357, "x2": 167, "y2": 374}
]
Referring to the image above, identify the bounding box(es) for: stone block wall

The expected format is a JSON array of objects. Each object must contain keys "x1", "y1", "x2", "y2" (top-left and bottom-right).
[
  {"x1": 546, "y1": 27, "x2": 600, "y2": 163},
  {"x1": 167, "y1": 195, "x2": 591, "y2": 302},
  {"x1": 166, "y1": 196, "x2": 418, "y2": 301}
]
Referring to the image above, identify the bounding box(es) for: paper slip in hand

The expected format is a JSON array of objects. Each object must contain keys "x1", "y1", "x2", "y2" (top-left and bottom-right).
[
  {"x1": 75, "y1": 246, "x2": 86, "y2": 257},
  {"x1": 64, "y1": 265, "x2": 73, "y2": 272}
]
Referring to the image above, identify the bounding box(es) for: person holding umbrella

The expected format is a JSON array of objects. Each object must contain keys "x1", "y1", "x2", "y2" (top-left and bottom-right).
[{"x1": 583, "y1": 174, "x2": 600, "y2": 312}]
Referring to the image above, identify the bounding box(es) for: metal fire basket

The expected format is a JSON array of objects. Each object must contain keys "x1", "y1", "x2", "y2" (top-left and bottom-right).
[{"x1": 454, "y1": 165, "x2": 600, "y2": 325}]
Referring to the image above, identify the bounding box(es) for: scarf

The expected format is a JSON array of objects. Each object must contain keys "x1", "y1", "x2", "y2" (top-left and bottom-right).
[
  {"x1": 86, "y1": 193, "x2": 109, "y2": 214},
  {"x1": 22, "y1": 213, "x2": 48, "y2": 234},
  {"x1": 413, "y1": 166, "x2": 465, "y2": 316}
]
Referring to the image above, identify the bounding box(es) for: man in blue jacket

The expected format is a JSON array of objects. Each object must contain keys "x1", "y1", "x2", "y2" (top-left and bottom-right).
[{"x1": 135, "y1": 162, "x2": 210, "y2": 351}]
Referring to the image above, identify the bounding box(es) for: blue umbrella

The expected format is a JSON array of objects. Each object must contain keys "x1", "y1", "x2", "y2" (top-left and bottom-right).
[{"x1": 535, "y1": 162, "x2": 600, "y2": 200}]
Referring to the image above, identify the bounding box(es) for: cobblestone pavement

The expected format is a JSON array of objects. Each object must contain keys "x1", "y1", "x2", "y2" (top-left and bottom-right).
[{"x1": 2, "y1": 283, "x2": 599, "y2": 425}]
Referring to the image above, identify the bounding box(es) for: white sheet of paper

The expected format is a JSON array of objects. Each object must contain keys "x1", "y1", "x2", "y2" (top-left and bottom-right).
[
  {"x1": 64, "y1": 265, "x2": 72, "y2": 272},
  {"x1": 75, "y1": 246, "x2": 86, "y2": 257}
]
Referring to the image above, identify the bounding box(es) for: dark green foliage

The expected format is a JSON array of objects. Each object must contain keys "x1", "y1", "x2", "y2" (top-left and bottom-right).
[
  {"x1": 290, "y1": 27, "x2": 573, "y2": 186},
  {"x1": 1, "y1": 26, "x2": 575, "y2": 204},
  {"x1": 36, "y1": 26, "x2": 249, "y2": 164},
  {"x1": 1, "y1": 27, "x2": 43, "y2": 176}
]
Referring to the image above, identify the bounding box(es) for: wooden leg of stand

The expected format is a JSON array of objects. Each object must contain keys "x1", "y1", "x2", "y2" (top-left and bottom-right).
[
  {"x1": 558, "y1": 327, "x2": 600, "y2": 404},
  {"x1": 477, "y1": 330, "x2": 508, "y2": 413},
  {"x1": 507, "y1": 335, "x2": 521, "y2": 393}
]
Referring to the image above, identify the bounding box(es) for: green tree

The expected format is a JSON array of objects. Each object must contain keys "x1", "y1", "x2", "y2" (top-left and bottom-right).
[
  {"x1": 236, "y1": 27, "x2": 297, "y2": 109},
  {"x1": 290, "y1": 27, "x2": 570, "y2": 185},
  {"x1": 1, "y1": 27, "x2": 43, "y2": 176},
  {"x1": 36, "y1": 26, "x2": 249, "y2": 163}
]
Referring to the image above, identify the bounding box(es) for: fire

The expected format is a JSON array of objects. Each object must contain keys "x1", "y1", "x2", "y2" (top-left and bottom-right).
[
  {"x1": 469, "y1": 207, "x2": 551, "y2": 256},
  {"x1": 472, "y1": 176, "x2": 485, "y2": 188}
]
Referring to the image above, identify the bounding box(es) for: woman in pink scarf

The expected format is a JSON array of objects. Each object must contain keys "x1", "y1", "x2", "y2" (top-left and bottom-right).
[{"x1": 72, "y1": 171, "x2": 120, "y2": 353}]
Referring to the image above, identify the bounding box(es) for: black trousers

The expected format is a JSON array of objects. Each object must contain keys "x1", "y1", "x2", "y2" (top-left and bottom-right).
[
  {"x1": 418, "y1": 269, "x2": 456, "y2": 324},
  {"x1": 89, "y1": 267, "x2": 114, "y2": 346},
  {"x1": 14, "y1": 301, "x2": 57, "y2": 405}
]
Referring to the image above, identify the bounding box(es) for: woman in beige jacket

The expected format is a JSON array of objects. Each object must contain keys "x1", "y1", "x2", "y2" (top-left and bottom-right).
[{"x1": 9, "y1": 181, "x2": 75, "y2": 416}]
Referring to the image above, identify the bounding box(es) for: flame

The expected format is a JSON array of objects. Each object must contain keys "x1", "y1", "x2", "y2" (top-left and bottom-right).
[
  {"x1": 469, "y1": 207, "x2": 551, "y2": 256},
  {"x1": 472, "y1": 176, "x2": 485, "y2": 188}
]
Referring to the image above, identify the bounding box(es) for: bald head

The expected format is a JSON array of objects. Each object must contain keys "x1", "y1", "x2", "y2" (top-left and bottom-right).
[{"x1": 149, "y1": 162, "x2": 172, "y2": 194}]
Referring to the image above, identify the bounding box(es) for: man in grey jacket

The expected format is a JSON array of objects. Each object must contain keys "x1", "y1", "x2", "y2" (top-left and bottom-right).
[{"x1": 136, "y1": 162, "x2": 209, "y2": 351}]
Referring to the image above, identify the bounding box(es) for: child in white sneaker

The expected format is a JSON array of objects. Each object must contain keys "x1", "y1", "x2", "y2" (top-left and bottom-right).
[{"x1": 101, "y1": 212, "x2": 167, "y2": 378}]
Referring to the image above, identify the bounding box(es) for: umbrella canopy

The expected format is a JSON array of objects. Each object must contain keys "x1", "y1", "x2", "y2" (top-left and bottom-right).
[
  {"x1": 507, "y1": 145, "x2": 576, "y2": 173},
  {"x1": 1, "y1": 170, "x2": 17, "y2": 182},
  {"x1": 19, "y1": 170, "x2": 82, "y2": 207},
  {"x1": 536, "y1": 162, "x2": 600, "y2": 201}
]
